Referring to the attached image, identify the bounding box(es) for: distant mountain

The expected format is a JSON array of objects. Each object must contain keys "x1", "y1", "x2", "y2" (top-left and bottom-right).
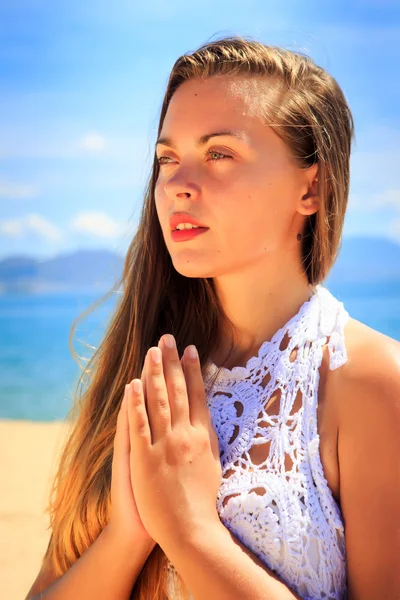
[
  {"x1": 0, "y1": 249, "x2": 124, "y2": 294},
  {"x1": 0, "y1": 236, "x2": 400, "y2": 294}
]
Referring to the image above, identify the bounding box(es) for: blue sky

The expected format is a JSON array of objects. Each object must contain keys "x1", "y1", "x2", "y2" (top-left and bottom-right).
[{"x1": 0, "y1": 0, "x2": 399, "y2": 260}]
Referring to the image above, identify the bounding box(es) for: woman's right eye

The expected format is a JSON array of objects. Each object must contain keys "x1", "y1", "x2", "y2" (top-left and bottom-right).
[{"x1": 156, "y1": 156, "x2": 173, "y2": 166}]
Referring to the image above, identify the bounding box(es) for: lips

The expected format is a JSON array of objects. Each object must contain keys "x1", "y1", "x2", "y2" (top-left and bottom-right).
[
  {"x1": 169, "y1": 212, "x2": 208, "y2": 231},
  {"x1": 171, "y1": 227, "x2": 209, "y2": 242}
]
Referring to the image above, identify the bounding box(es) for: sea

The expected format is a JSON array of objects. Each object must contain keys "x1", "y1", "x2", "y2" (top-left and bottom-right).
[{"x1": 1, "y1": 280, "x2": 399, "y2": 421}]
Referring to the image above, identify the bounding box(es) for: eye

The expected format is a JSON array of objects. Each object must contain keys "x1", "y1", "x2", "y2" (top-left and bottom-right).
[
  {"x1": 206, "y1": 150, "x2": 233, "y2": 162},
  {"x1": 156, "y1": 155, "x2": 173, "y2": 166},
  {"x1": 156, "y1": 149, "x2": 233, "y2": 166}
]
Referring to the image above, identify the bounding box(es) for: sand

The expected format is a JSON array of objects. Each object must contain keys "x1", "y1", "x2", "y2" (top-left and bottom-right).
[{"x1": 0, "y1": 419, "x2": 72, "y2": 600}]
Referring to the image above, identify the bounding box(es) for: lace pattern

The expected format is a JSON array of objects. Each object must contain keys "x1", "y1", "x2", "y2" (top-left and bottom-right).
[
  {"x1": 201, "y1": 285, "x2": 349, "y2": 599},
  {"x1": 167, "y1": 285, "x2": 350, "y2": 600}
]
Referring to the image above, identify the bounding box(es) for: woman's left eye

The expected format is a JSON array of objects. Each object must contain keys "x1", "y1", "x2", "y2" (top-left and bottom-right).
[{"x1": 206, "y1": 150, "x2": 233, "y2": 162}]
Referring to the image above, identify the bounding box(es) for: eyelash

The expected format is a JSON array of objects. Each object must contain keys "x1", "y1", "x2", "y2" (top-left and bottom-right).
[{"x1": 156, "y1": 149, "x2": 233, "y2": 166}]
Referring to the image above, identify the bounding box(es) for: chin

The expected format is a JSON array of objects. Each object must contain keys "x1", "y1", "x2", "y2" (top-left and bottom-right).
[{"x1": 171, "y1": 256, "x2": 216, "y2": 279}]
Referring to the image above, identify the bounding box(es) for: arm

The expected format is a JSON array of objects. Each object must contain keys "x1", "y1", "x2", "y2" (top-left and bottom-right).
[
  {"x1": 161, "y1": 519, "x2": 302, "y2": 600},
  {"x1": 335, "y1": 336, "x2": 400, "y2": 600},
  {"x1": 25, "y1": 525, "x2": 155, "y2": 600}
]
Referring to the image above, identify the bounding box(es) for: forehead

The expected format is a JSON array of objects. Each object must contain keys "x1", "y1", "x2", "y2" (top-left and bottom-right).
[{"x1": 163, "y1": 75, "x2": 273, "y2": 130}]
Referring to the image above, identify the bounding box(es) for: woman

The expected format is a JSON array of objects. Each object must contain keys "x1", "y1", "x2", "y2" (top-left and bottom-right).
[{"x1": 25, "y1": 36, "x2": 400, "y2": 600}]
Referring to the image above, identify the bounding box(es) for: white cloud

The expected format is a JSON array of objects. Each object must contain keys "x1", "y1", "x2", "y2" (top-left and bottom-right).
[
  {"x1": 69, "y1": 211, "x2": 123, "y2": 239},
  {"x1": 0, "y1": 214, "x2": 63, "y2": 242},
  {"x1": 0, "y1": 219, "x2": 24, "y2": 237},
  {"x1": 79, "y1": 132, "x2": 107, "y2": 153},
  {"x1": 26, "y1": 214, "x2": 63, "y2": 242},
  {"x1": 0, "y1": 178, "x2": 39, "y2": 199}
]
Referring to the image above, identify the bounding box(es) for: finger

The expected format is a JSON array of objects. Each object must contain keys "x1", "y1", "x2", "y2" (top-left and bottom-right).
[
  {"x1": 182, "y1": 350, "x2": 220, "y2": 461},
  {"x1": 113, "y1": 389, "x2": 130, "y2": 466},
  {"x1": 140, "y1": 360, "x2": 147, "y2": 410},
  {"x1": 126, "y1": 380, "x2": 152, "y2": 448},
  {"x1": 207, "y1": 411, "x2": 221, "y2": 463},
  {"x1": 158, "y1": 335, "x2": 190, "y2": 428},
  {"x1": 145, "y1": 347, "x2": 171, "y2": 443},
  {"x1": 111, "y1": 390, "x2": 135, "y2": 501},
  {"x1": 182, "y1": 345, "x2": 210, "y2": 427}
]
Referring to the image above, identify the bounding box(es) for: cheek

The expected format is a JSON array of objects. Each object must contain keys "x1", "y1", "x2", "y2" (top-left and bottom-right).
[
  {"x1": 223, "y1": 189, "x2": 288, "y2": 253},
  {"x1": 154, "y1": 185, "x2": 167, "y2": 221},
  {"x1": 154, "y1": 182, "x2": 162, "y2": 208}
]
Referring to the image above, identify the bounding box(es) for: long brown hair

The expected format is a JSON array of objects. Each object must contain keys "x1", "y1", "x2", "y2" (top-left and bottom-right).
[{"x1": 44, "y1": 35, "x2": 355, "y2": 599}]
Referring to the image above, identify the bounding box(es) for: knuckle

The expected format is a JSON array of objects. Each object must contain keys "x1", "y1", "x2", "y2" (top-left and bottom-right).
[
  {"x1": 167, "y1": 350, "x2": 180, "y2": 363},
  {"x1": 151, "y1": 380, "x2": 165, "y2": 395},
  {"x1": 164, "y1": 432, "x2": 191, "y2": 464},
  {"x1": 132, "y1": 395, "x2": 143, "y2": 409},
  {"x1": 178, "y1": 435, "x2": 192, "y2": 454},
  {"x1": 158, "y1": 414, "x2": 170, "y2": 431},
  {"x1": 156, "y1": 395, "x2": 169, "y2": 411},
  {"x1": 137, "y1": 422, "x2": 148, "y2": 438},
  {"x1": 198, "y1": 431, "x2": 211, "y2": 452},
  {"x1": 192, "y1": 425, "x2": 211, "y2": 447},
  {"x1": 171, "y1": 380, "x2": 187, "y2": 399}
]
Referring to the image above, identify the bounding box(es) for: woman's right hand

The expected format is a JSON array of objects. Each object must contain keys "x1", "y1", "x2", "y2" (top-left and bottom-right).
[{"x1": 107, "y1": 371, "x2": 156, "y2": 551}]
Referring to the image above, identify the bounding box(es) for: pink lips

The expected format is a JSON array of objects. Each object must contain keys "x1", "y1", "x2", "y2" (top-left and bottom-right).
[
  {"x1": 169, "y1": 212, "x2": 208, "y2": 231},
  {"x1": 171, "y1": 227, "x2": 209, "y2": 242}
]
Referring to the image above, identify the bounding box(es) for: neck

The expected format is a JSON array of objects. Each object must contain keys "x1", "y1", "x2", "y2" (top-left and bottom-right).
[{"x1": 211, "y1": 257, "x2": 315, "y2": 370}]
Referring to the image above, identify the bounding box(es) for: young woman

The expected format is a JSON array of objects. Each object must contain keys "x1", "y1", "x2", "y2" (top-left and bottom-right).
[{"x1": 25, "y1": 36, "x2": 400, "y2": 600}]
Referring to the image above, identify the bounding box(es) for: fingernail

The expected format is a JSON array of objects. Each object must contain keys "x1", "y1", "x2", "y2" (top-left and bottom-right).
[
  {"x1": 187, "y1": 345, "x2": 198, "y2": 359},
  {"x1": 132, "y1": 379, "x2": 142, "y2": 393},
  {"x1": 151, "y1": 347, "x2": 162, "y2": 363},
  {"x1": 163, "y1": 334, "x2": 175, "y2": 349}
]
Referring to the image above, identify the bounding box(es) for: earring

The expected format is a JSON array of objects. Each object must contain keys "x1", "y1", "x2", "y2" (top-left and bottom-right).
[{"x1": 297, "y1": 233, "x2": 302, "y2": 241}]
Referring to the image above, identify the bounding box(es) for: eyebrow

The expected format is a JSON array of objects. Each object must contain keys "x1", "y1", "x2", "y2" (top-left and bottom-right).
[{"x1": 155, "y1": 129, "x2": 250, "y2": 150}]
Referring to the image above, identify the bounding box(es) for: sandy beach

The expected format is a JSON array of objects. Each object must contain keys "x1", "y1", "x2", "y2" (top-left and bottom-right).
[{"x1": 0, "y1": 419, "x2": 72, "y2": 599}]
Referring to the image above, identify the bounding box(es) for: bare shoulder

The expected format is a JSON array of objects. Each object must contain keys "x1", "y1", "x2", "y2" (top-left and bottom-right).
[
  {"x1": 329, "y1": 317, "x2": 400, "y2": 598},
  {"x1": 328, "y1": 316, "x2": 400, "y2": 402},
  {"x1": 345, "y1": 315, "x2": 400, "y2": 369}
]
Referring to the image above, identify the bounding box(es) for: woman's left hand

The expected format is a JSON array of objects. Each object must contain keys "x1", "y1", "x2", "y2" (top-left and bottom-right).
[{"x1": 125, "y1": 334, "x2": 222, "y2": 549}]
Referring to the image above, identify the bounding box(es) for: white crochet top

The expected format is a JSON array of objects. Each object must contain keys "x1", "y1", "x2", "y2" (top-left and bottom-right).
[{"x1": 167, "y1": 284, "x2": 350, "y2": 600}]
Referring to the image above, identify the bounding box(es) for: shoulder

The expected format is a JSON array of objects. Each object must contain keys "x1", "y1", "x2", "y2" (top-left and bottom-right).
[
  {"x1": 348, "y1": 316, "x2": 400, "y2": 373},
  {"x1": 327, "y1": 315, "x2": 400, "y2": 403},
  {"x1": 330, "y1": 315, "x2": 400, "y2": 453},
  {"x1": 329, "y1": 317, "x2": 400, "y2": 598}
]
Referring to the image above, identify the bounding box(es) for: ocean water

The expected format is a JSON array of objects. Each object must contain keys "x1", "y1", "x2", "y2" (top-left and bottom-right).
[{"x1": 0, "y1": 280, "x2": 399, "y2": 421}]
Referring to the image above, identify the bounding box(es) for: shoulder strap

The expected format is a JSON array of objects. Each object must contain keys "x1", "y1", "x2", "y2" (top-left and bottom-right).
[{"x1": 317, "y1": 286, "x2": 350, "y2": 370}]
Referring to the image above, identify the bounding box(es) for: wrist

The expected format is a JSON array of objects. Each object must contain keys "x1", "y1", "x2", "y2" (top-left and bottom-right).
[
  {"x1": 161, "y1": 513, "x2": 224, "y2": 553},
  {"x1": 102, "y1": 523, "x2": 156, "y2": 559}
]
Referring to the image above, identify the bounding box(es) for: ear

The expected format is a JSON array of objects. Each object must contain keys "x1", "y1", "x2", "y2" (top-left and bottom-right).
[{"x1": 297, "y1": 163, "x2": 319, "y2": 216}]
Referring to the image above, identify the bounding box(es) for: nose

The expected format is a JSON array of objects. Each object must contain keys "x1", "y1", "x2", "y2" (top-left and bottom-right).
[{"x1": 160, "y1": 165, "x2": 201, "y2": 202}]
